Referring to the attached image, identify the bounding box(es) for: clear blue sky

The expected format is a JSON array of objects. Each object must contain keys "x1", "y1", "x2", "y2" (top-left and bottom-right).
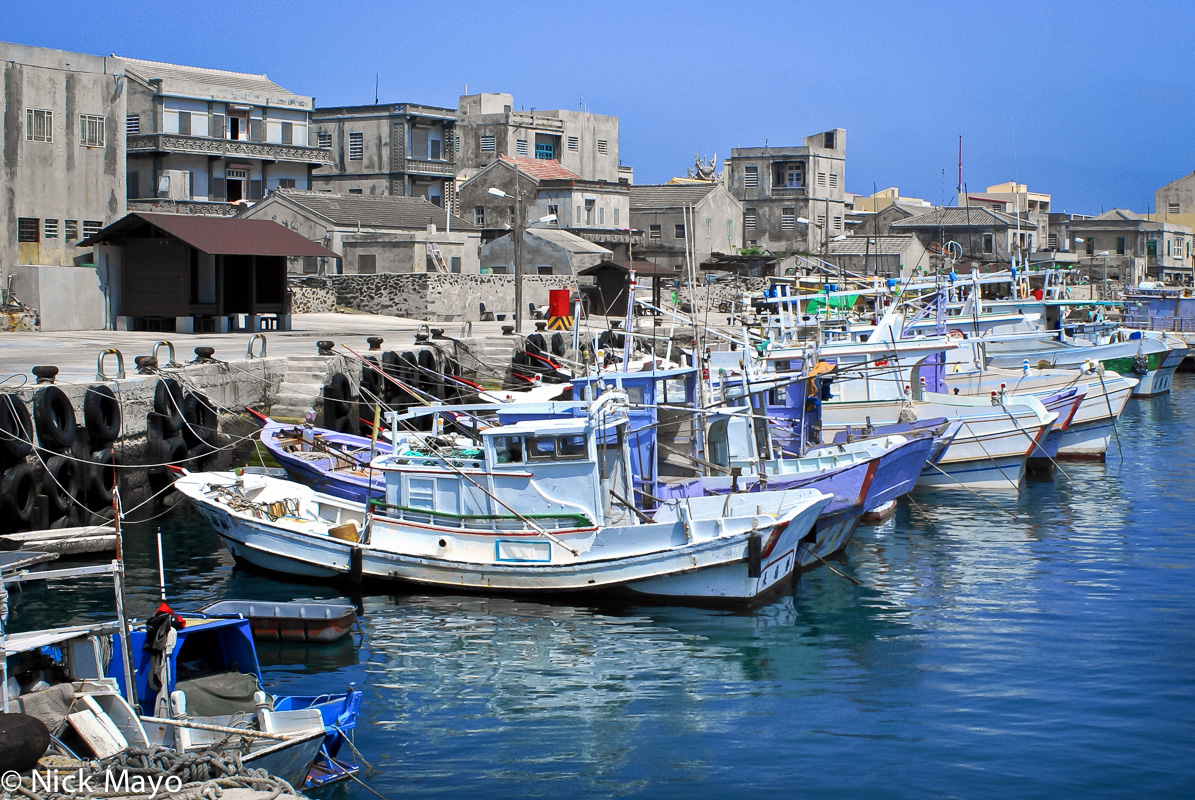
[{"x1": 7, "y1": 0, "x2": 1193, "y2": 214}]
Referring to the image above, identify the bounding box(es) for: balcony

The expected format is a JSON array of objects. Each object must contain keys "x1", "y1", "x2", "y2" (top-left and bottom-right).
[
  {"x1": 127, "y1": 134, "x2": 332, "y2": 166},
  {"x1": 402, "y1": 158, "x2": 455, "y2": 177},
  {"x1": 770, "y1": 185, "x2": 807, "y2": 197}
]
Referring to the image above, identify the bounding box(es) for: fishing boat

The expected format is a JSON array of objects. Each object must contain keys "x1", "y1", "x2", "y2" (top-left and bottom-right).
[
  {"x1": 176, "y1": 392, "x2": 833, "y2": 605},
  {"x1": 256, "y1": 415, "x2": 391, "y2": 503},
  {"x1": 200, "y1": 599, "x2": 357, "y2": 643}
]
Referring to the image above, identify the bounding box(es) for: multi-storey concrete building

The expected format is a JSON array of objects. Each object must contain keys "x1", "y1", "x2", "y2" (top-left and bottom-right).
[
  {"x1": 1155, "y1": 171, "x2": 1195, "y2": 232},
  {"x1": 628, "y1": 183, "x2": 743, "y2": 273},
  {"x1": 0, "y1": 42, "x2": 126, "y2": 329},
  {"x1": 120, "y1": 57, "x2": 330, "y2": 211},
  {"x1": 310, "y1": 103, "x2": 456, "y2": 208},
  {"x1": 725, "y1": 129, "x2": 847, "y2": 254},
  {"x1": 455, "y1": 93, "x2": 620, "y2": 183},
  {"x1": 457, "y1": 156, "x2": 631, "y2": 256},
  {"x1": 889, "y1": 206, "x2": 1034, "y2": 264},
  {"x1": 958, "y1": 182, "x2": 1050, "y2": 249},
  {"x1": 1057, "y1": 209, "x2": 1193, "y2": 287}
]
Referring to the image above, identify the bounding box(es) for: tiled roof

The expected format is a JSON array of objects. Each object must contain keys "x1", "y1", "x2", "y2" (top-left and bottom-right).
[
  {"x1": 277, "y1": 192, "x2": 478, "y2": 231},
  {"x1": 827, "y1": 235, "x2": 919, "y2": 256},
  {"x1": 629, "y1": 184, "x2": 719, "y2": 209},
  {"x1": 80, "y1": 212, "x2": 337, "y2": 257},
  {"x1": 498, "y1": 155, "x2": 583, "y2": 182},
  {"x1": 527, "y1": 228, "x2": 611, "y2": 254},
  {"x1": 1092, "y1": 208, "x2": 1145, "y2": 221},
  {"x1": 891, "y1": 206, "x2": 1028, "y2": 229},
  {"x1": 119, "y1": 57, "x2": 301, "y2": 97}
]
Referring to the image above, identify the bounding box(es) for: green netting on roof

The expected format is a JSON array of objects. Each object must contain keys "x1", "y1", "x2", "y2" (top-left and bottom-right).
[{"x1": 806, "y1": 294, "x2": 860, "y2": 312}]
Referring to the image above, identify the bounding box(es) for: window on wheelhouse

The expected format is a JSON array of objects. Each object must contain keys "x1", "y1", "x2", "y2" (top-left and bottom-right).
[
  {"x1": 528, "y1": 434, "x2": 589, "y2": 460},
  {"x1": 494, "y1": 435, "x2": 524, "y2": 464}
]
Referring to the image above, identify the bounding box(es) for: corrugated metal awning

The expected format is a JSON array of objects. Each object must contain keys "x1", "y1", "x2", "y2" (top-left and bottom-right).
[{"x1": 80, "y1": 212, "x2": 338, "y2": 258}]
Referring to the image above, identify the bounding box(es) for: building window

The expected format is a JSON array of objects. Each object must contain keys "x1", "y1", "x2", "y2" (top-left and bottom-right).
[
  {"x1": 65, "y1": 220, "x2": 78, "y2": 241},
  {"x1": 488, "y1": 265, "x2": 509, "y2": 275},
  {"x1": 744, "y1": 165, "x2": 759, "y2": 188},
  {"x1": 567, "y1": 136, "x2": 579, "y2": 151},
  {"x1": 649, "y1": 224, "x2": 661, "y2": 239},
  {"x1": 516, "y1": 139, "x2": 528, "y2": 156},
  {"x1": 126, "y1": 115, "x2": 140, "y2": 136},
  {"x1": 535, "y1": 141, "x2": 554, "y2": 159},
  {"x1": 348, "y1": 131, "x2": 364, "y2": 160},
  {"x1": 79, "y1": 115, "x2": 105, "y2": 147},
  {"x1": 675, "y1": 223, "x2": 685, "y2": 239},
  {"x1": 833, "y1": 216, "x2": 842, "y2": 231},
  {"x1": 302, "y1": 256, "x2": 318, "y2": 274},
  {"x1": 1048, "y1": 233, "x2": 1058, "y2": 249},
  {"x1": 982, "y1": 233, "x2": 994, "y2": 254},
  {"x1": 585, "y1": 199, "x2": 595, "y2": 225},
  {"x1": 782, "y1": 207, "x2": 795, "y2": 230},
  {"x1": 613, "y1": 207, "x2": 619, "y2": 227},
  {"x1": 1085, "y1": 238, "x2": 1094, "y2": 255},
  {"x1": 43, "y1": 219, "x2": 58, "y2": 239},
  {"x1": 348, "y1": 188, "x2": 363, "y2": 195},
  {"x1": 317, "y1": 132, "x2": 332, "y2": 149},
  {"x1": 817, "y1": 172, "x2": 827, "y2": 188},
  {"x1": 597, "y1": 139, "x2": 608, "y2": 155},
  {"x1": 599, "y1": 206, "x2": 605, "y2": 225},
  {"x1": 537, "y1": 266, "x2": 553, "y2": 275},
  {"x1": 744, "y1": 209, "x2": 756, "y2": 229},
  {"x1": 176, "y1": 111, "x2": 191, "y2": 136},
  {"x1": 1168, "y1": 202, "x2": 1181, "y2": 215},
  {"x1": 1117, "y1": 236, "x2": 1126, "y2": 256},
  {"x1": 475, "y1": 206, "x2": 485, "y2": 226},
  {"x1": 450, "y1": 257, "x2": 462, "y2": 274},
  {"x1": 547, "y1": 204, "x2": 558, "y2": 224},
  {"x1": 278, "y1": 178, "x2": 296, "y2": 190},
  {"x1": 26, "y1": 109, "x2": 52, "y2": 142},
  {"x1": 824, "y1": 131, "x2": 836, "y2": 149},
  {"x1": 430, "y1": 138, "x2": 442, "y2": 159},
  {"x1": 829, "y1": 172, "x2": 838, "y2": 189},
  {"x1": 480, "y1": 135, "x2": 496, "y2": 152},
  {"x1": 816, "y1": 214, "x2": 826, "y2": 228},
  {"x1": 358, "y1": 254, "x2": 377, "y2": 274},
  {"x1": 17, "y1": 218, "x2": 39, "y2": 242},
  {"x1": 127, "y1": 171, "x2": 139, "y2": 199},
  {"x1": 281, "y1": 122, "x2": 294, "y2": 146},
  {"x1": 82, "y1": 220, "x2": 102, "y2": 238}
]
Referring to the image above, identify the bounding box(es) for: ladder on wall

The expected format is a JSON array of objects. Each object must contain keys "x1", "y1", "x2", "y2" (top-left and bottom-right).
[{"x1": 427, "y1": 242, "x2": 449, "y2": 273}]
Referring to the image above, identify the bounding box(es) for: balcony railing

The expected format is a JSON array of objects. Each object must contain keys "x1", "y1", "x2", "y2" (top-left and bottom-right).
[
  {"x1": 127, "y1": 133, "x2": 333, "y2": 165},
  {"x1": 402, "y1": 158, "x2": 455, "y2": 176}
]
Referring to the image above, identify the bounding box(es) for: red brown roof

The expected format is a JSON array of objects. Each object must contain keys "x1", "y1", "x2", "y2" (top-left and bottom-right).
[
  {"x1": 80, "y1": 212, "x2": 339, "y2": 257},
  {"x1": 498, "y1": 155, "x2": 583, "y2": 182}
]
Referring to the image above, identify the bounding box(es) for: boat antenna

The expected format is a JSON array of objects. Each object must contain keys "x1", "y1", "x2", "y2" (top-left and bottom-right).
[{"x1": 113, "y1": 482, "x2": 138, "y2": 707}]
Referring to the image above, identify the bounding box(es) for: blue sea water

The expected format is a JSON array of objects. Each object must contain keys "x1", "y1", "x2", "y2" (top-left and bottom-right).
[{"x1": 10, "y1": 374, "x2": 1195, "y2": 799}]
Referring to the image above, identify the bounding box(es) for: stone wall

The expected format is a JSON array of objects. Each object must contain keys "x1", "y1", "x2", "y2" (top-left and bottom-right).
[
  {"x1": 304, "y1": 273, "x2": 578, "y2": 321},
  {"x1": 676, "y1": 277, "x2": 771, "y2": 314},
  {"x1": 289, "y1": 284, "x2": 337, "y2": 313}
]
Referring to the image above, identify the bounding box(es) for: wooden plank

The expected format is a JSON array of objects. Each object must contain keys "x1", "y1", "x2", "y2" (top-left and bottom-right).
[
  {"x1": 67, "y1": 707, "x2": 127, "y2": 758},
  {"x1": 1, "y1": 526, "x2": 117, "y2": 555}
]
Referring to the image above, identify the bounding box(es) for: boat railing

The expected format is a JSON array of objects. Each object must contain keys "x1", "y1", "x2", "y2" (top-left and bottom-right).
[{"x1": 368, "y1": 499, "x2": 592, "y2": 532}]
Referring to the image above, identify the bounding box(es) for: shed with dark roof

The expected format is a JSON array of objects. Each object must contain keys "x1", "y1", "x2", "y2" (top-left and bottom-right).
[{"x1": 82, "y1": 212, "x2": 337, "y2": 332}]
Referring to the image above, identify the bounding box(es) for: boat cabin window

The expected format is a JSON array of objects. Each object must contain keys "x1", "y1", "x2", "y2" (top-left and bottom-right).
[
  {"x1": 658, "y1": 378, "x2": 689, "y2": 404},
  {"x1": 494, "y1": 435, "x2": 524, "y2": 464},
  {"x1": 527, "y1": 434, "x2": 589, "y2": 461}
]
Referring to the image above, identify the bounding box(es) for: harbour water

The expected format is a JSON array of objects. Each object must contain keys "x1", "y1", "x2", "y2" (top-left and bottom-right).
[{"x1": 9, "y1": 375, "x2": 1195, "y2": 799}]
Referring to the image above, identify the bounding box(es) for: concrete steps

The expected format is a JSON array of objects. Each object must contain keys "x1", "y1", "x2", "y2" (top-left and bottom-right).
[{"x1": 270, "y1": 356, "x2": 338, "y2": 422}]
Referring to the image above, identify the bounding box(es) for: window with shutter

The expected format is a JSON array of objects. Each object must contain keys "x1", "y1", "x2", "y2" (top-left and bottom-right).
[
  {"x1": 674, "y1": 223, "x2": 685, "y2": 239},
  {"x1": 1169, "y1": 202, "x2": 1181, "y2": 214},
  {"x1": 516, "y1": 139, "x2": 528, "y2": 156},
  {"x1": 212, "y1": 178, "x2": 226, "y2": 201},
  {"x1": 567, "y1": 136, "x2": 579, "y2": 151},
  {"x1": 249, "y1": 119, "x2": 263, "y2": 142},
  {"x1": 211, "y1": 114, "x2": 225, "y2": 139},
  {"x1": 82, "y1": 221, "x2": 103, "y2": 237},
  {"x1": 127, "y1": 172, "x2": 139, "y2": 199},
  {"x1": 744, "y1": 166, "x2": 758, "y2": 188},
  {"x1": 358, "y1": 254, "x2": 377, "y2": 274},
  {"x1": 317, "y1": 132, "x2": 332, "y2": 149},
  {"x1": 782, "y1": 208, "x2": 795, "y2": 230},
  {"x1": 18, "y1": 218, "x2": 39, "y2": 242},
  {"x1": 480, "y1": 135, "x2": 496, "y2": 152},
  {"x1": 43, "y1": 219, "x2": 58, "y2": 239},
  {"x1": 597, "y1": 139, "x2": 608, "y2": 155},
  {"x1": 348, "y1": 132, "x2": 364, "y2": 160},
  {"x1": 744, "y1": 209, "x2": 756, "y2": 229},
  {"x1": 649, "y1": 225, "x2": 661, "y2": 239},
  {"x1": 126, "y1": 115, "x2": 140, "y2": 136},
  {"x1": 249, "y1": 180, "x2": 263, "y2": 200},
  {"x1": 177, "y1": 111, "x2": 191, "y2": 136},
  {"x1": 65, "y1": 221, "x2": 77, "y2": 240},
  {"x1": 281, "y1": 122, "x2": 293, "y2": 145}
]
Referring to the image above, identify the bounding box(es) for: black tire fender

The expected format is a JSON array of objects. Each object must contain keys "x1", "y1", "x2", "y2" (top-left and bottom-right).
[
  {"x1": 1, "y1": 463, "x2": 37, "y2": 527},
  {"x1": 153, "y1": 379, "x2": 184, "y2": 432},
  {"x1": 88, "y1": 447, "x2": 119, "y2": 507},
  {"x1": 33, "y1": 386, "x2": 77, "y2": 451},
  {"x1": 83, "y1": 385, "x2": 122, "y2": 444},
  {"x1": 42, "y1": 454, "x2": 79, "y2": 515},
  {"x1": 0, "y1": 394, "x2": 34, "y2": 463},
  {"x1": 182, "y1": 393, "x2": 219, "y2": 447}
]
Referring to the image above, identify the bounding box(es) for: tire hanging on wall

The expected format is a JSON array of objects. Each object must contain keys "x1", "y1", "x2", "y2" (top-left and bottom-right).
[
  {"x1": 381, "y1": 351, "x2": 401, "y2": 403},
  {"x1": 42, "y1": 454, "x2": 79, "y2": 517},
  {"x1": 0, "y1": 394, "x2": 34, "y2": 464},
  {"x1": 153, "y1": 378, "x2": 184, "y2": 433},
  {"x1": 0, "y1": 463, "x2": 37, "y2": 530},
  {"x1": 323, "y1": 373, "x2": 353, "y2": 433},
  {"x1": 525, "y1": 333, "x2": 547, "y2": 356},
  {"x1": 417, "y1": 349, "x2": 439, "y2": 399},
  {"x1": 88, "y1": 447, "x2": 120, "y2": 508},
  {"x1": 33, "y1": 387, "x2": 76, "y2": 451},
  {"x1": 551, "y1": 333, "x2": 566, "y2": 358},
  {"x1": 83, "y1": 385, "x2": 122, "y2": 444},
  {"x1": 182, "y1": 392, "x2": 219, "y2": 447}
]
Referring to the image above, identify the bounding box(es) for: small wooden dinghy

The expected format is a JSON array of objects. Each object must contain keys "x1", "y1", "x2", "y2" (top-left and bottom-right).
[{"x1": 199, "y1": 600, "x2": 357, "y2": 643}]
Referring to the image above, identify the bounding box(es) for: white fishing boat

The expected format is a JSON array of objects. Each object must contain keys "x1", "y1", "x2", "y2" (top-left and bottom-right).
[{"x1": 177, "y1": 393, "x2": 832, "y2": 604}]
